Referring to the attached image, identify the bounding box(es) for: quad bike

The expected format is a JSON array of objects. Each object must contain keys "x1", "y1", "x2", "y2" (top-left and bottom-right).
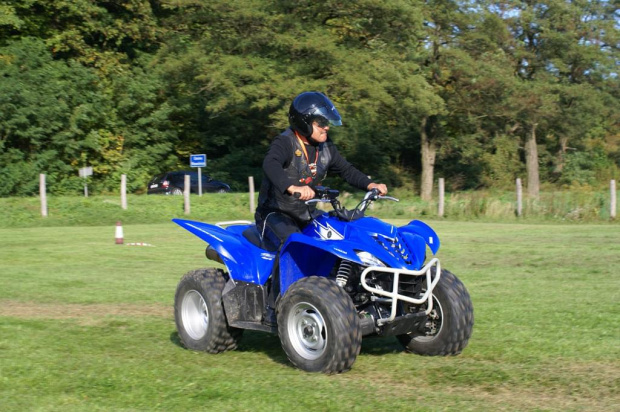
[{"x1": 173, "y1": 187, "x2": 473, "y2": 373}]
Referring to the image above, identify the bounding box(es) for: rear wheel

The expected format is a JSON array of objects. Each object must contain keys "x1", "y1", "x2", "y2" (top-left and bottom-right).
[
  {"x1": 174, "y1": 268, "x2": 242, "y2": 353},
  {"x1": 397, "y1": 268, "x2": 473, "y2": 356},
  {"x1": 171, "y1": 187, "x2": 183, "y2": 196},
  {"x1": 277, "y1": 277, "x2": 361, "y2": 373}
]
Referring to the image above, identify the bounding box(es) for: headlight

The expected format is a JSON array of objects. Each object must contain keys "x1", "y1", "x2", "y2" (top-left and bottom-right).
[{"x1": 355, "y1": 251, "x2": 386, "y2": 267}]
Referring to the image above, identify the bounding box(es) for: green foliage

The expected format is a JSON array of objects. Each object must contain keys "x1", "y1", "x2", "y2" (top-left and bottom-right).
[
  {"x1": 0, "y1": 37, "x2": 177, "y2": 195},
  {"x1": 0, "y1": 0, "x2": 618, "y2": 196},
  {"x1": 560, "y1": 146, "x2": 614, "y2": 187},
  {"x1": 0, "y1": 38, "x2": 106, "y2": 195}
]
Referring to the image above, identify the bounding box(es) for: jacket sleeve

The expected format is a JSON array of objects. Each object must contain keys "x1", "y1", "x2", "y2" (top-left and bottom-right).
[
  {"x1": 262, "y1": 134, "x2": 298, "y2": 194},
  {"x1": 326, "y1": 142, "x2": 373, "y2": 190}
]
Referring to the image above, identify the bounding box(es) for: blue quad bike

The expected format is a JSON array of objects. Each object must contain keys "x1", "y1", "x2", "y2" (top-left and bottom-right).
[{"x1": 173, "y1": 187, "x2": 474, "y2": 373}]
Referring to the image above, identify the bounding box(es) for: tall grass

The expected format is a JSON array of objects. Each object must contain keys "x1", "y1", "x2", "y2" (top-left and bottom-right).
[{"x1": 0, "y1": 187, "x2": 617, "y2": 229}]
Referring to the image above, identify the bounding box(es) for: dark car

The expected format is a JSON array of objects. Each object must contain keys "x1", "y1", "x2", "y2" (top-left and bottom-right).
[{"x1": 147, "y1": 171, "x2": 230, "y2": 195}]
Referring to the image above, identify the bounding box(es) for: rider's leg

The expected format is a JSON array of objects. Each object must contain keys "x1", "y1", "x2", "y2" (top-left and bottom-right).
[
  {"x1": 261, "y1": 212, "x2": 302, "y2": 247},
  {"x1": 260, "y1": 213, "x2": 302, "y2": 316}
]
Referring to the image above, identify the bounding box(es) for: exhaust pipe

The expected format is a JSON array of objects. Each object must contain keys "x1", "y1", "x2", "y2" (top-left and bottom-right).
[{"x1": 205, "y1": 246, "x2": 224, "y2": 264}]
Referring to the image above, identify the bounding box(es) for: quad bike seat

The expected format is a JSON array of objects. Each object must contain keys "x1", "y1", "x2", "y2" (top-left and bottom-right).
[{"x1": 242, "y1": 225, "x2": 279, "y2": 253}]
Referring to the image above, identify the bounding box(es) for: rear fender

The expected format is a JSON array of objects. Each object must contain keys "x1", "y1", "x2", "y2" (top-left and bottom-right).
[{"x1": 173, "y1": 219, "x2": 274, "y2": 284}]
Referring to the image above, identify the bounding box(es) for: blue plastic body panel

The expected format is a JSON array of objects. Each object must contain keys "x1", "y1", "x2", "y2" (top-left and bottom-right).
[
  {"x1": 172, "y1": 219, "x2": 275, "y2": 284},
  {"x1": 174, "y1": 213, "x2": 441, "y2": 295},
  {"x1": 399, "y1": 219, "x2": 441, "y2": 255}
]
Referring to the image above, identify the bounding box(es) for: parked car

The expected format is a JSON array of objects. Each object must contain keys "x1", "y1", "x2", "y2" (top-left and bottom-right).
[{"x1": 147, "y1": 171, "x2": 230, "y2": 195}]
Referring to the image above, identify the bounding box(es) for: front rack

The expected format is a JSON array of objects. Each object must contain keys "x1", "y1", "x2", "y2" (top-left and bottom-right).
[{"x1": 360, "y1": 258, "x2": 441, "y2": 325}]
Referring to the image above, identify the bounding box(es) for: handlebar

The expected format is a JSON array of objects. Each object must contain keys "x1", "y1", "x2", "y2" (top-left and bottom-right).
[
  {"x1": 292, "y1": 186, "x2": 340, "y2": 203},
  {"x1": 292, "y1": 186, "x2": 398, "y2": 220},
  {"x1": 363, "y1": 188, "x2": 398, "y2": 203}
]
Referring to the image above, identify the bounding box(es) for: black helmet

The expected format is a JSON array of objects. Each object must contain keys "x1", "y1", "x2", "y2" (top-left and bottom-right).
[{"x1": 288, "y1": 92, "x2": 342, "y2": 137}]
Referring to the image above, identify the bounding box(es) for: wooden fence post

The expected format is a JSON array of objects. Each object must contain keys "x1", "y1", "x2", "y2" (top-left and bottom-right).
[
  {"x1": 121, "y1": 174, "x2": 127, "y2": 210},
  {"x1": 249, "y1": 176, "x2": 255, "y2": 214},
  {"x1": 516, "y1": 178, "x2": 523, "y2": 217},
  {"x1": 184, "y1": 174, "x2": 191, "y2": 215},
  {"x1": 438, "y1": 178, "x2": 445, "y2": 217},
  {"x1": 611, "y1": 179, "x2": 617, "y2": 219},
  {"x1": 39, "y1": 174, "x2": 48, "y2": 217}
]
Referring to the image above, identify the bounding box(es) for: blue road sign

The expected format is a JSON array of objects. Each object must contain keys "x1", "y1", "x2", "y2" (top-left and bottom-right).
[{"x1": 190, "y1": 154, "x2": 207, "y2": 168}]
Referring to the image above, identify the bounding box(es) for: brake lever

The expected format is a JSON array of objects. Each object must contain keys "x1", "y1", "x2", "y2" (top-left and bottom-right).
[
  {"x1": 305, "y1": 198, "x2": 331, "y2": 205},
  {"x1": 378, "y1": 196, "x2": 399, "y2": 202}
]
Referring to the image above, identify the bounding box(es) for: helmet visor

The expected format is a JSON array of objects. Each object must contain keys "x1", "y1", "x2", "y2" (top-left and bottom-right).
[{"x1": 310, "y1": 104, "x2": 342, "y2": 127}]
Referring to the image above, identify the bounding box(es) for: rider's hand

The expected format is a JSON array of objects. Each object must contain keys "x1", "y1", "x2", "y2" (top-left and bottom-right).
[
  {"x1": 288, "y1": 185, "x2": 315, "y2": 201},
  {"x1": 367, "y1": 182, "x2": 388, "y2": 196}
]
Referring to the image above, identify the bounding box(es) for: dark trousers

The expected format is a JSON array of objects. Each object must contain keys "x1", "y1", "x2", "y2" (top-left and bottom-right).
[
  {"x1": 256, "y1": 211, "x2": 305, "y2": 307},
  {"x1": 257, "y1": 211, "x2": 303, "y2": 248}
]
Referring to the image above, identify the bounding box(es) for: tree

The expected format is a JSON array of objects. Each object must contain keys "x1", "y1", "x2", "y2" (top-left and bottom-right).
[
  {"x1": 157, "y1": 0, "x2": 440, "y2": 189},
  {"x1": 0, "y1": 1, "x2": 178, "y2": 194},
  {"x1": 489, "y1": 0, "x2": 620, "y2": 195},
  {"x1": 0, "y1": 38, "x2": 108, "y2": 195}
]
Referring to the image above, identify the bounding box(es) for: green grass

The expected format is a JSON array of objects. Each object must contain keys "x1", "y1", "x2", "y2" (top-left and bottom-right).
[{"x1": 1, "y1": 220, "x2": 618, "y2": 411}]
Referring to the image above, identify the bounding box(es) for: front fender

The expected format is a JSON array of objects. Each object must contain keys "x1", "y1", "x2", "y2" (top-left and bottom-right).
[
  {"x1": 173, "y1": 219, "x2": 274, "y2": 284},
  {"x1": 279, "y1": 233, "x2": 401, "y2": 294},
  {"x1": 278, "y1": 234, "x2": 363, "y2": 294},
  {"x1": 399, "y1": 220, "x2": 440, "y2": 255}
]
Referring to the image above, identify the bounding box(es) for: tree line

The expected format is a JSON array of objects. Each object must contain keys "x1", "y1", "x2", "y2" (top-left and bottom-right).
[{"x1": 1, "y1": 0, "x2": 618, "y2": 198}]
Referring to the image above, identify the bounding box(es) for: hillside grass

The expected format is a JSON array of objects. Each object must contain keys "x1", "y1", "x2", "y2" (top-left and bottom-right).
[{"x1": 1, "y1": 220, "x2": 618, "y2": 411}]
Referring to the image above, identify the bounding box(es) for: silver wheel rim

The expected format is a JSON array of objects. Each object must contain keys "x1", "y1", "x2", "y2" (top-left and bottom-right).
[
  {"x1": 182, "y1": 290, "x2": 209, "y2": 340},
  {"x1": 414, "y1": 295, "x2": 444, "y2": 342},
  {"x1": 287, "y1": 302, "x2": 327, "y2": 360}
]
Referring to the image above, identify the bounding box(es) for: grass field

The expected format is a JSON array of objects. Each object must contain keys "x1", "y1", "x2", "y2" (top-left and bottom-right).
[{"x1": 1, "y1": 217, "x2": 618, "y2": 411}]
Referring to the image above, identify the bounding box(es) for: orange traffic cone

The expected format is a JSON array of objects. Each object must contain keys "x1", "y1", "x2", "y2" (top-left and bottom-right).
[{"x1": 115, "y1": 221, "x2": 124, "y2": 244}]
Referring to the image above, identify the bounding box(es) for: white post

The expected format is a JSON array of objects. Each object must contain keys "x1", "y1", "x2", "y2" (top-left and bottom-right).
[
  {"x1": 249, "y1": 176, "x2": 255, "y2": 214},
  {"x1": 198, "y1": 167, "x2": 203, "y2": 197},
  {"x1": 39, "y1": 174, "x2": 48, "y2": 217},
  {"x1": 611, "y1": 179, "x2": 616, "y2": 219},
  {"x1": 438, "y1": 178, "x2": 445, "y2": 217},
  {"x1": 516, "y1": 178, "x2": 523, "y2": 217},
  {"x1": 184, "y1": 174, "x2": 191, "y2": 215},
  {"x1": 121, "y1": 174, "x2": 127, "y2": 210}
]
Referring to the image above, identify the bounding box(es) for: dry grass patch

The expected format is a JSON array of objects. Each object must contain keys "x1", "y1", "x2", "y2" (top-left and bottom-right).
[{"x1": 0, "y1": 300, "x2": 171, "y2": 320}]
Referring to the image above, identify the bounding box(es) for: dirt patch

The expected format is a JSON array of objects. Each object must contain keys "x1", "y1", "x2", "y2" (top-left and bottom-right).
[{"x1": 0, "y1": 300, "x2": 171, "y2": 320}]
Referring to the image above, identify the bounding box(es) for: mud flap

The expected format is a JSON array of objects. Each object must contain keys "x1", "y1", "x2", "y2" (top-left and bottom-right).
[{"x1": 221, "y1": 281, "x2": 276, "y2": 333}]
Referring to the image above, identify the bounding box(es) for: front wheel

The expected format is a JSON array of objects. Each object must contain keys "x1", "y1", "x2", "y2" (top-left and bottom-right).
[
  {"x1": 397, "y1": 268, "x2": 474, "y2": 356},
  {"x1": 174, "y1": 268, "x2": 242, "y2": 353},
  {"x1": 277, "y1": 276, "x2": 361, "y2": 373}
]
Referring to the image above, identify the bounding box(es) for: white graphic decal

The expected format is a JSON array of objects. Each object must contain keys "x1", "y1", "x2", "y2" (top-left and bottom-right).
[{"x1": 313, "y1": 221, "x2": 344, "y2": 240}]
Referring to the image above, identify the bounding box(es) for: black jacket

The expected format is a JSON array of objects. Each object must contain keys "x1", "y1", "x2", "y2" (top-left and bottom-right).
[{"x1": 256, "y1": 128, "x2": 372, "y2": 224}]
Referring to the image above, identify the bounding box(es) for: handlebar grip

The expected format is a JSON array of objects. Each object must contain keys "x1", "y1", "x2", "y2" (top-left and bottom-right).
[{"x1": 293, "y1": 192, "x2": 301, "y2": 199}]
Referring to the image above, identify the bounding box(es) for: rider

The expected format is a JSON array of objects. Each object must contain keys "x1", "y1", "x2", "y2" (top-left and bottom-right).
[{"x1": 255, "y1": 91, "x2": 388, "y2": 247}]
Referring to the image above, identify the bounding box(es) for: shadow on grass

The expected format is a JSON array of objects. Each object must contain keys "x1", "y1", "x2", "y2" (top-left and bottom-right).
[
  {"x1": 360, "y1": 335, "x2": 404, "y2": 356},
  {"x1": 170, "y1": 329, "x2": 405, "y2": 364},
  {"x1": 169, "y1": 329, "x2": 289, "y2": 366}
]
